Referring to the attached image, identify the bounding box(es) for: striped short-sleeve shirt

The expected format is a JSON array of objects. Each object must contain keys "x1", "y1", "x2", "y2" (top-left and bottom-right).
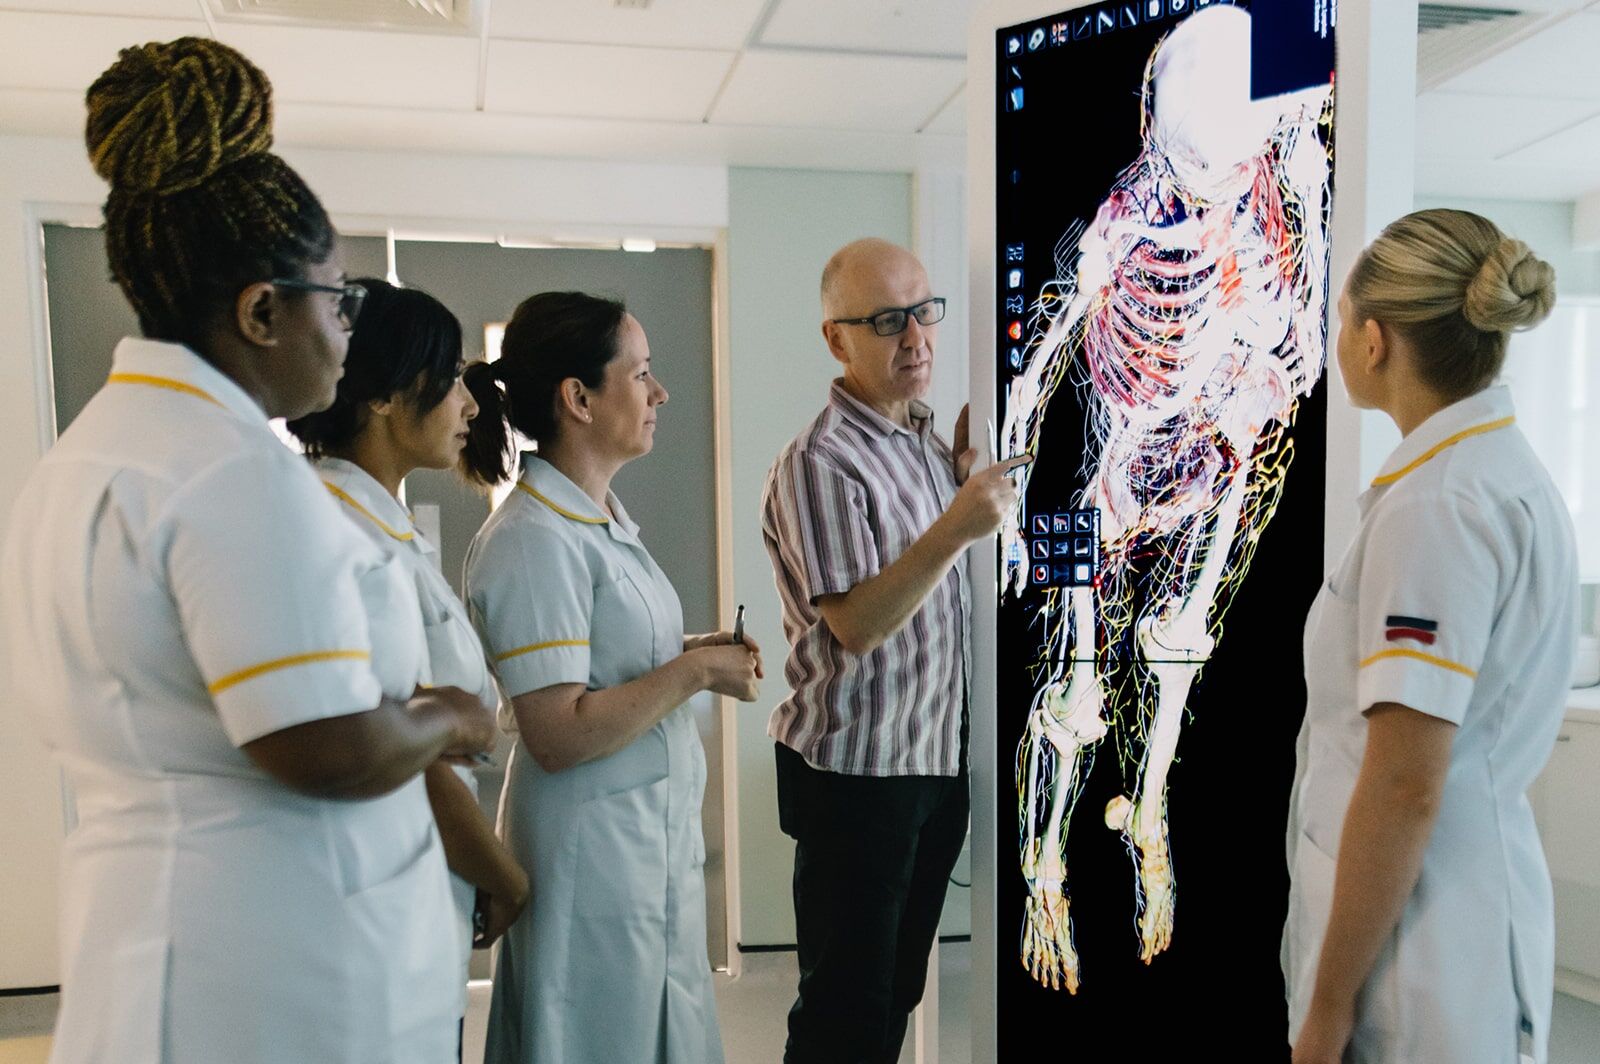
[{"x1": 761, "y1": 380, "x2": 970, "y2": 777}]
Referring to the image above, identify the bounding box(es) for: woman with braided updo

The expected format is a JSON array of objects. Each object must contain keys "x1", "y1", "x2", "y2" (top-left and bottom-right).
[
  {"x1": 1285, "y1": 210, "x2": 1578, "y2": 1064},
  {"x1": 0, "y1": 38, "x2": 493, "y2": 1063}
]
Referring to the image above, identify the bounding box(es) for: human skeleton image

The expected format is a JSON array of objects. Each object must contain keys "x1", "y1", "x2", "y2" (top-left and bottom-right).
[{"x1": 998, "y1": 6, "x2": 1334, "y2": 993}]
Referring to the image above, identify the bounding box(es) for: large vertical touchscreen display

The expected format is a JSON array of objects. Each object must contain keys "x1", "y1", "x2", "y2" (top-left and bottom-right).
[{"x1": 994, "y1": 0, "x2": 1334, "y2": 1051}]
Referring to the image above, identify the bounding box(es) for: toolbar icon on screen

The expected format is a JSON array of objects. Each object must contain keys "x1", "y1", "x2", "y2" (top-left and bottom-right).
[{"x1": 1027, "y1": 27, "x2": 1046, "y2": 51}]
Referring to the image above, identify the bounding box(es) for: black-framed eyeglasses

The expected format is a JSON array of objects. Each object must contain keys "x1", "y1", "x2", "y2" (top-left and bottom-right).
[
  {"x1": 831, "y1": 297, "x2": 946, "y2": 337},
  {"x1": 269, "y1": 278, "x2": 367, "y2": 328}
]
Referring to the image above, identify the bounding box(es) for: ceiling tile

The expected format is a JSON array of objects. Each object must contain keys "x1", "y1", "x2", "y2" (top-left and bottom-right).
[
  {"x1": 922, "y1": 85, "x2": 964, "y2": 134},
  {"x1": 709, "y1": 49, "x2": 964, "y2": 132},
  {"x1": 1416, "y1": 91, "x2": 1598, "y2": 163},
  {"x1": 1415, "y1": 153, "x2": 1599, "y2": 202},
  {"x1": 759, "y1": 0, "x2": 973, "y2": 59},
  {"x1": 1501, "y1": 111, "x2": 1600, "y2": 167},
  {"x1": 1438, "y1": 12, "x2": 1600, "y2": 100},
  {"x1": 0, "y1": 11, "x2": 210, "y2": 92},
  {"x1": 490, "y1": 0, "x2": 769, "y2": 51},
  {"x1": 212, "y1": 23, "x2": 478, "y2": 110},
  {"x1": 486, "y1": 41, "x2": 734, "y2": 122},
  {"x1": 0, "y1": 1, "x2": 198, "y2": 15}
]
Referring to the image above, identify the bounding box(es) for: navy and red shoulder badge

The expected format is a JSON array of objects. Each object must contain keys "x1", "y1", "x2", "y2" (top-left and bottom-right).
[{"x1": 1384, "y1": 615, "x2": 1438, "y2": 646}]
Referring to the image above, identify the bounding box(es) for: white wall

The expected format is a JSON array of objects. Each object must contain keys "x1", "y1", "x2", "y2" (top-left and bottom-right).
[
  {"x1": 724, "y1": 166, "x2": 917, "y2": 946},
  {"x1": 0, "y1": 134, "x2": 728, "y2": 987}
]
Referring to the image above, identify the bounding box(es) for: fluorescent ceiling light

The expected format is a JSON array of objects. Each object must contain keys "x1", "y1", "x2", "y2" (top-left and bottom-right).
[{"x1": 622, "y1": 238, "x2": 658, "y2": 253}]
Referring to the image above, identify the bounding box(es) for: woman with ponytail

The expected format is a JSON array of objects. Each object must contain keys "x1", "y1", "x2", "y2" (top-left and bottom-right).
[
  {"x1": 1285, "y1": 210, "x2": 1578, "y2": 1064},
  {"x1": 460, "y1": 292, "x2": 758, "y2": 1064},
  {"x1": 0, "y1": 38, "x2": 493, "y2": 1062}
]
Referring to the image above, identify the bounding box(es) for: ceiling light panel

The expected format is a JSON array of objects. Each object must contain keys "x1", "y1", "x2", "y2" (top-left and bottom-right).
[
  {"x1": 489, "y1": 0, "x2": 768, "y2": 51},
  {"x1": 486, "y1": 40, "x2": 735, "y2": 122}
]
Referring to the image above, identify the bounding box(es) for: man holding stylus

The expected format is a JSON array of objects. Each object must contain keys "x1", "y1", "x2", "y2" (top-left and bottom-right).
[{"x1": 760, "y1": 238, "x2": 1029, "y2": 1064}]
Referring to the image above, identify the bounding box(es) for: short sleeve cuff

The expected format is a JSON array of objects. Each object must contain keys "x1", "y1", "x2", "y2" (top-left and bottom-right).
[
  {"x1": 804, "y1": 562, "x2": 880, "y2": 602},
  {"x1": 492, "y1": 641, "x2": 592, "y2": 698},
  {"x1": 211, "y1": 656, "x2": 383, "y2": 746},
  {"x1": 1356, "y1": 650, "x2": 1475, "y2": 725}
]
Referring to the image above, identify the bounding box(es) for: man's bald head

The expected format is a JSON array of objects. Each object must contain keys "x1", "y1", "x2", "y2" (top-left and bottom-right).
[{"x1": 820, "y1": 238, "x2": 928, "y2": 321}]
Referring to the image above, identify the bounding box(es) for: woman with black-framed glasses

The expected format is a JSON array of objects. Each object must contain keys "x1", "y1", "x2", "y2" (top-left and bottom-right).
[{"x1": 0, "y1": 38, "x2": 494, "y2": 1063}]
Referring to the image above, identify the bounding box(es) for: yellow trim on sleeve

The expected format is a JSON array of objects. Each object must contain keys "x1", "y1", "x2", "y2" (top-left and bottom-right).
[
  {"x1": 1358, "y1": 647, "x2": 1477, "y2": 679},
  {"x1": 514, "y1": 481, "x2": 608, "y2": 524},
  {"x1": 1370, "y1": 417, "x2": 1515, "y2": 486},
  {"x1": 208, "y1": 649, "x2": 371, "y2": 695},
  {"x1": 107, "y1": 373, "x2": 223, "y2": 407},
  {"x1": 323, "y1": 482, "x2": 414, "y2": 541},
  {"x1": 493, "y1": 639, "x2": 590, "y2": 663}
]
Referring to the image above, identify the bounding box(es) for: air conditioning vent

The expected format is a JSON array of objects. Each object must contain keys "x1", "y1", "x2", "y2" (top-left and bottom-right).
[
  {"x1": 208, "y1": 0, "x2": 481, "y2": 34},
  {"x1": 1419, "y1": 4, "x2": 1522, "y2": 33},
  {"x1": 1417, "y1": 4, "x2": 1541, "y2": 91}
]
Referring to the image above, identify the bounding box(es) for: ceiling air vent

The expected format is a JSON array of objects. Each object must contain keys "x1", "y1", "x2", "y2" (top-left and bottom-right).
[
  {"x1": 1419, "y1": 4, "x2": 1522, "y2": 33},
  {"x1": 208, "y1": 0, "x2": 480, "y2": 34},
  {"x1": 1417, "y1": 4, "x2": 1541, "y2": 91}
]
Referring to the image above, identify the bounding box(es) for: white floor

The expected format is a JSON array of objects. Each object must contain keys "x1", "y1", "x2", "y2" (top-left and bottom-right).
[{"x1": 6, "y1": 945, "x2": 1599, "y2": 1064}]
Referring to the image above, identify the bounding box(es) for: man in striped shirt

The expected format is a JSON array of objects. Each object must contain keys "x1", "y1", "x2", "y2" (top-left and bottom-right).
[{"x1": 761, "y1": 238, "x2": 1028, "y2": 1063}]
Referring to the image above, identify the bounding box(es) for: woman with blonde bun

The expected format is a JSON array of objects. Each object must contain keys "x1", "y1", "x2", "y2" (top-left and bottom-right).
[
  {"x1": 1284, "y1": 209, "x2": 1578, "y2": 1064},
  {"x1": 0, "y1": 38, "x2": 494, "y2": 1062}
]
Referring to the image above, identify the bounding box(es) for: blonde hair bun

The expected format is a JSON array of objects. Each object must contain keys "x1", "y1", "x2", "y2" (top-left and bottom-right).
[
  {"x1": 1463, "y1": 237, "x2": 1556, "y2": 334},
  {"x1": 85, "y1": 37, "x2": 274, "y2": 197}
]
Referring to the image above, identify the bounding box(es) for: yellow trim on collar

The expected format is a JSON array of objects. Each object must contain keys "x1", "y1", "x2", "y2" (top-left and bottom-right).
[
  {"x1": 515, "y1": 481, "x2": 608, "y2": 525},
  {"x1": 1358, "y1": 647, "x2": 1477, "y2": 679},
  {"x1": 494, "y1": 639, "x2": 590, "y2": 662},
  {"x1": 1370, "y1": 417, "x2": 1515, "y2": 487},
  {"x1": 107, "y1": 373, "x2": 223, "y2": 407},
  {"x1": 209, "y1": 649, "x2": 371, "y2": 695},
  {"x1": 323, "y1": 482, "x2": 414, "y2": 542}
]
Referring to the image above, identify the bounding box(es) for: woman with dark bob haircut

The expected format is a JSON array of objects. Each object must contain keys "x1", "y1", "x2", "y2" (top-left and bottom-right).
[
  {"x1": 0, "y1": 38, "x2": 493, "y2": 1063},
  {"x1": 460, "y1": 292, "x2": 760, "y2": 1063},
  {"x1": 287, "y1": 279, "x2": 530, "y2": 1056}
]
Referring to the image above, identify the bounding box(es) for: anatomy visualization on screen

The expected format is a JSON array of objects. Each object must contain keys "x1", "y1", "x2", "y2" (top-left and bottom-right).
[{"x1": 996, "y1": 4, "x2": 1334, "y2": 993}]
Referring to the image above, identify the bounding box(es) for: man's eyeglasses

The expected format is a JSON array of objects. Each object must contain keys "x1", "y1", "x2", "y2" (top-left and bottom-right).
[
  {"x1": 270, "y1": 278, "x2": 367, "y2": 328},
  {"x1": 831, "y1": 297, "x2": 946, "y2": 337}
]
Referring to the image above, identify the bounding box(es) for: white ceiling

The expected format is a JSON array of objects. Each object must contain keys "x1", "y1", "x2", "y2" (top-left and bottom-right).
[{"x1": 2, "y1": 1, "x2": 1600, "y2": 202}]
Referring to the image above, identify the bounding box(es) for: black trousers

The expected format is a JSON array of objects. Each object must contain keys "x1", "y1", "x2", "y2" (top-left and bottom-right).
[{"x1": 774, "y1": 742, "x2": 970, "y2": 1064}]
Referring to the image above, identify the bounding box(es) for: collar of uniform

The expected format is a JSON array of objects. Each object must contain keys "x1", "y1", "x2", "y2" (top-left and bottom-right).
[
  {"x1": 312, "y1": 456, "x2": 424, "y2": 547},
  {"x1": 1368, "y1": 385, "x2": 1516, "y2": 490},
  {"x1": 828, "y1": 379, "x2": 934, "y2": 440},
  {"x1": 518, "y1": 454, "x2": 641, "y2": 542},
  {"x1": 108, "y1": 337, "x2": 269, "y2": 424}
]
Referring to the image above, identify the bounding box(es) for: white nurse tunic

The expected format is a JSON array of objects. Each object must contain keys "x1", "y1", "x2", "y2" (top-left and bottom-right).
[
  {"x1": 314, "y1": 456, "x2": 499, "y2": 1017},
  {"x1": 465, "y1": 455, "x2": 722, "y2": 1064},
  {"x1": 0, "y1": 339, "x2": 458, "y2": 1064},
  {"x1": 1285, "y1": 386, "x2": 1579, "y2": 1064}
]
